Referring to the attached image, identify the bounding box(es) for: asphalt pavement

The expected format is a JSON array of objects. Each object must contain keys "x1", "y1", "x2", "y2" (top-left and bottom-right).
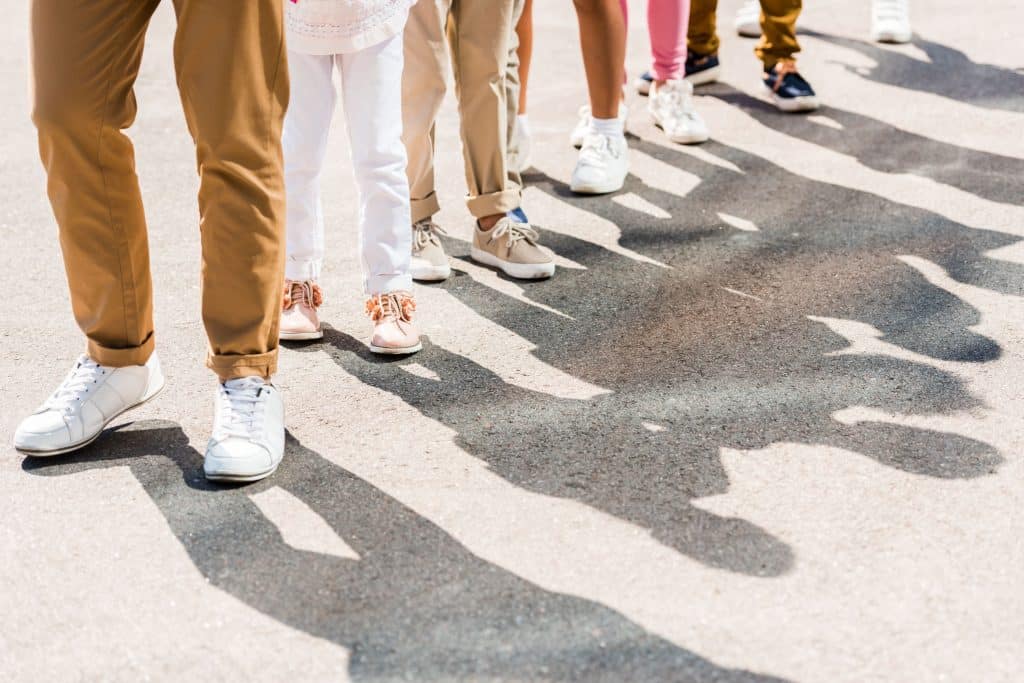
[{"x1": 1, "y1": 1, "x2": 1022, "y2": 681}]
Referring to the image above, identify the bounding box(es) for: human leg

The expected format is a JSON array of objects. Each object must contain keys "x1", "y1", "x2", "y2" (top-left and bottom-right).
[{"x1": 280, "y1": 50, "x2": 336, "y2": 342}]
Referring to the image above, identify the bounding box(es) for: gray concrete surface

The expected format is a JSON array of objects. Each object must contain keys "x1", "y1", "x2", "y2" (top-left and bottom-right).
[{"x1": 2, "y1": 1, "x2": 1022, "y2": 681}]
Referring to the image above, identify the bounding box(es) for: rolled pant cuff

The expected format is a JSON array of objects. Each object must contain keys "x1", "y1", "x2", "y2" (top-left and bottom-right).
[
  {"x1": 652, "y1": 63, "x2": 685, "y2": 82},
  {"x1": 207, "y1": 349, "x2": 278, "y2": 381},
  {"x1": 88, "y1": 334, "x2": 155, "y2": 368},
  {"x1": 366, "y1": 273, "x2": 414, "y2": 296},
  {"x1": 411, "y1": 193, "x2": 442, "y2": 224},
  {"x1": 467, "y1": 188, "x2": 521, "y2": 220},
  {"x1": 757, "y1": 48, "x2": 801, "y2": 68}
]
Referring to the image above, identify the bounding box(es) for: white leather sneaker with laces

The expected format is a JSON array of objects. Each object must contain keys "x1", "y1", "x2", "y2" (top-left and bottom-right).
[
  {"x1": 871, "y1": 0, "x2": 911, "y2": 43},
  {"x1": 14, "y1": 353, "x2": 165, "y2": 456},
  {"x1": 649, "y1": 79, "x2": 710, "y2": 145},
  {"x1": 204, "y1": 377, "x2": 285, "y2": 483},
  {"x1": 570, "y1": 133, "x2": 629, "y2": 195}
]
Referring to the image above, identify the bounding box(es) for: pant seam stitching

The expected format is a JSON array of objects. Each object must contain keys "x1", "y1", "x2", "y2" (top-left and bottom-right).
[{"x1": 95, "y1": 6, "x2": 139, "y2": 351}]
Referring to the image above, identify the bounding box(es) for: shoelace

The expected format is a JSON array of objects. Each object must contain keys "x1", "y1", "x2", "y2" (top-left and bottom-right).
[
  {"x1": 873, "y1": 0, "x2": 908, "y2": 21},
  {"x1": 44, "y1": 356, "x2": 107, "y2": 414},
  {"x1": 655, "y1": 83, "x2": 698, "y2": 118},
  {"x1": 284, "y1": 280, "x2": 322, "y2": 310},
  {"x1": 578, "y1": 134, "x2": 621, "y2": 167},
  {"x1": 412, "y1": 219, "x2": 446, "y2": 251},
  {"x1": 214, "y1": 377, "x2": 268, "y2": 441},
  {"x1": 488, "y1": 218, "x2": 540, "y2": 251},
  {"x1": 366, "y1": 292, "x2": 416, "y2": 325}
]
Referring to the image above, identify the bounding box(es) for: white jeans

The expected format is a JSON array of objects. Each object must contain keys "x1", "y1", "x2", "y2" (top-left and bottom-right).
[{"x1": 283, "y1": 32, "x2": 413, "y2": 294}]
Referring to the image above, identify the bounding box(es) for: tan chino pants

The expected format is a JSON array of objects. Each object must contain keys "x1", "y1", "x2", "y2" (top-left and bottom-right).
[
  {"x1": 30, "y1": 0, "x2": 288, "y2": 380},
  {"x1": 689, "y1": 0, "x2": 803, "y2": 67},
  {"x1": 402, "y1": 0, "x2": 519, "y2": 223}
]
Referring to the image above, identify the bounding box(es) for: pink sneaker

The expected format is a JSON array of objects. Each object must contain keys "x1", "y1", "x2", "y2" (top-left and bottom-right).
[
  {"x1": 365, "y1": 291, "x2": 422, "y2": 355},
  {"x1": 280, "y1": 280, "x2": 323, "y2": 341}
]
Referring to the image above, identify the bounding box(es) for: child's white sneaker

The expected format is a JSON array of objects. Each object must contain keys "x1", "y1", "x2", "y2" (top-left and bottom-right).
[
  {"x1": 871, "y1": 0, "x2": 912, "y2": 43},
  {"x1": 649, "y1": 79, "x2": 709, "y2": 145},
  {"x1": 570, "y1": 133, "x2": 629, "y2": 194}
]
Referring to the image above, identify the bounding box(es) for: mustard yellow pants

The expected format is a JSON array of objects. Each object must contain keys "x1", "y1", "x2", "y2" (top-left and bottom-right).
[{"x1": 689, "y1": 0, "x2": 802, "y2": 67}]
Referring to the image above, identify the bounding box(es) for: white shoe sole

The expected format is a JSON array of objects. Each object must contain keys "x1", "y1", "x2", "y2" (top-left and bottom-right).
[
  {"x1": 655, "y1": 120, "x2": 710, "y2": 145},
  {"x1": 15, "y1": 376, "x2": 166, "y2": 457},
  {"x1": 736, "y1": 25, "x2": 762, "y2": 38},
  {"x1": 763, "y1": 84, "x2": 820, "y2": 112},
  {"x1": 685, "y1": 65, "x2": 721, "y2": 87},
  {"x1": 635, "y1": 77, "x2": 653, "y2": 96},
  {"x1": 279, "y1": 328, "x2": 323, "y2": 341},
  {"x1": 569, "y1": 176, "x2": 626, "y2": 195},
  {"x1": 369, "y1": 342, "x2": 423, "y2": 355},
  {"x1": 204, "y1": 462, "x2": 280, "y2": 484},
  {"x1": 871, "y1": 29, "x2": 911, "y2": 43},
  {"x1": 411, "y1": 263, "x2": 452, "y2": 282},
  {"x1": 469, "y1": 247, "x2": 555, "y2": 280}
]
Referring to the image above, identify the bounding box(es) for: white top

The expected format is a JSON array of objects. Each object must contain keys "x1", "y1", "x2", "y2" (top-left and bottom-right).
[{"x1": 285, "y1": 0, "x2": 414, "y2": 55}]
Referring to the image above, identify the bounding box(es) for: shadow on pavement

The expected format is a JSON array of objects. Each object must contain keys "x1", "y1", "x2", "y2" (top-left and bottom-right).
[
  {"x1": 805, "y1": 31, "x2": 1024, "y2": 114},
  {"x1": 701, "y1": 83, "x2": 1024, "y2": 206},
  {"x1": 286, "y1": 133, "x2": 1010, "y2": 576},
  {"x1": 22, "y1": 421, "x2": 787, "y2": 683}
]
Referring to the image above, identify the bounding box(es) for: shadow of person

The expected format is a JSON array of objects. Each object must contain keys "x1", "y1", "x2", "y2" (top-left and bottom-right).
[
  {"x1": 301, "y1": 328, "x2": 796, "y2": 577},
  {"x1": 21, "y1": 421, "x2": 788, "y2": 682},
  {"x1": 527, "y1": 134, "x2": 1022, "y2": 361},
  {"x1": 284, "y1": 133, "x2": 1009, "y2": 576},
  {"x1": 802, "y1": 30, "x2": 1024, "y2": 114},
  {"x1": 699, "y1": 83, "x2": 1024, "y2": 206}
]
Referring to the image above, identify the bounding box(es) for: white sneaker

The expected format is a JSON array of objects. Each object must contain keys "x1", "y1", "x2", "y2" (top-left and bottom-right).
[
  {"x1": 14, "y1": 353, "x2": 164, "y2": 456},
  {"x1": 569, "y1": 104, "x2": 628, "y2": 149},
  {"x1": 508, "y1": 115, "x2": 532, "y2": 173},
  {"x1": 734, "y1": 0, "x2": 762, "y2": 37},
  {"x1": 570, "y1": 133, "x2": 629, "y2": 195},
  {"x1": 204, "y1": 377, "x2": 285, "y2": 483},
  {"x1": 649, "y1": 80, "x2": 710, "y2": 145},
  {"x1": 871, "y1": 0, "x2": 911, "y2": 43}
]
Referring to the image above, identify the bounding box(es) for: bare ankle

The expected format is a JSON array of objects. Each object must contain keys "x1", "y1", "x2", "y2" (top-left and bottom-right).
[{"x1": 477, "y1": 214, "x2": 504, "y2": 231}]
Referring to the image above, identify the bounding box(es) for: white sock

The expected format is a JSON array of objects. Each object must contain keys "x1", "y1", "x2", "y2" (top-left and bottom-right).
[{"x1": 590, "y1": 116, "x2": 625, "y2": 139}]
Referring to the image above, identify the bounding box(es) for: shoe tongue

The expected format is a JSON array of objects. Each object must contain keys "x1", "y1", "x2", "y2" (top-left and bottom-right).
[
  {"x1": 224, "y1": 376, "x2": 267, "y2": 392},
  {"x1": 290, "y1": 282, "x2": 310, "y2": 304}
]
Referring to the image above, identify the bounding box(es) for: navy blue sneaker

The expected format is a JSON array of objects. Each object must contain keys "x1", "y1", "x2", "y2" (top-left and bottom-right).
[
  {"x1": 684, "y1": 53, "x2": 721, "y2": 86},
  {"x1": 634, "y1": 70, "x2": 655, "y2": 96},
  {"x1": 762, "y1": 61, "x2": 819, "y2": 112},
  {"x1": 508, "y1": 206, "x2": 529, "y2": 224}
]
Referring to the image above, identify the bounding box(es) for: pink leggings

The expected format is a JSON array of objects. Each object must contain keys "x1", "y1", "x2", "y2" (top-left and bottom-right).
[{"x1": 620, "y1": 0, "x2": 690, "y2": 82}]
